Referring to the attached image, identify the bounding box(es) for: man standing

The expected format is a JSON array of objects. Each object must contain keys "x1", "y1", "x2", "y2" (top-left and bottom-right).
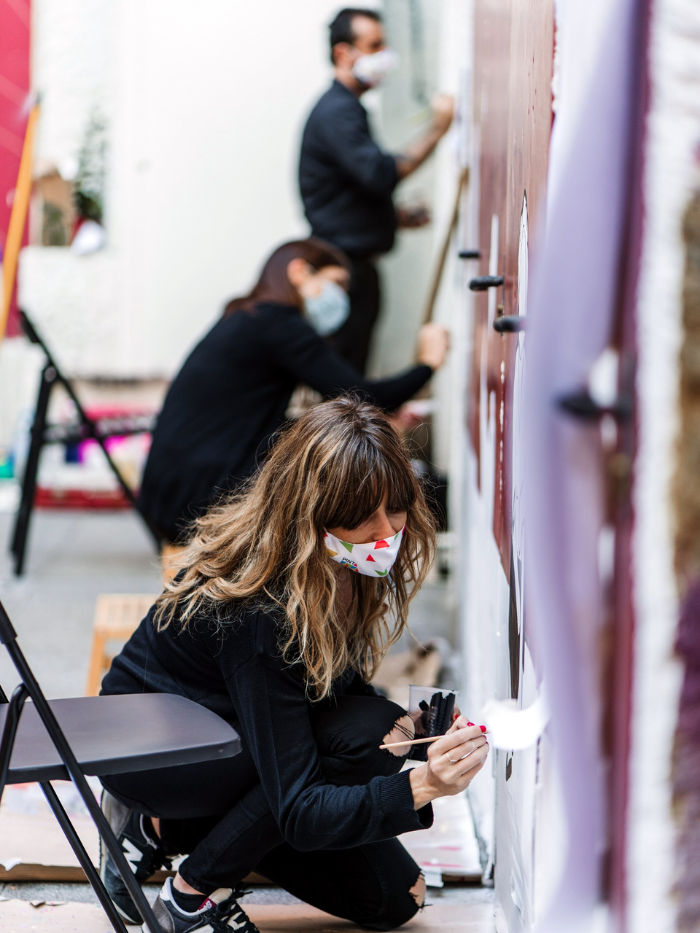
[{"x1": 299, "y1": 8, "x2": 454, "y2": 373}]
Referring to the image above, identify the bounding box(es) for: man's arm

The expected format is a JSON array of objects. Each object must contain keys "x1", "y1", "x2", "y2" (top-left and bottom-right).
[{"x1": 395, "y1": 94, "x2": 455, "y2": 180}]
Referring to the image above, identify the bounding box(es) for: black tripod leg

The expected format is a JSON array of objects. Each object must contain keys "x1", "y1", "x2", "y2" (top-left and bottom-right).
[{"x1": 10, "y1": 364, "x2": 55, "y2": 576}]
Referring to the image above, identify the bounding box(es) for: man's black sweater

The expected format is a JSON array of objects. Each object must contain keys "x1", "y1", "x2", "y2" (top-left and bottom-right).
[
  {"x1": 138, "y1": 301, "x2": 431, "y2": 542},
  {"x1": 299, "y1": 80, "x2": 399, "y2": 256},
  {"x1": 101, "y1": 602, "x2": 433, "y2": 851}
]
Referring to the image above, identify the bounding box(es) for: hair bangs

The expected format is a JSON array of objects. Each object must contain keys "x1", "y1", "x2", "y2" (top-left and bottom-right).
[{"x1": 322, "y1": 431, "x2": 417, "y2": 532}]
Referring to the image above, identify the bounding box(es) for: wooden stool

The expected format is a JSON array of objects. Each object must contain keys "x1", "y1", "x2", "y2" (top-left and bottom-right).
[
  {"x1": 85, "y1": 594, "x2": 156, "y2": 696},
  {"x1": 161, "y1": 544, "x2": 186, "y2": 582}
]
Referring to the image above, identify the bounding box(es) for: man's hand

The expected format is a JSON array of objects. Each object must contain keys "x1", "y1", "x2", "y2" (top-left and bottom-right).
[
  {"x1": 431, "y1": 93, "x2": 455, "y2": 138},
  {"x1": 396, "y1": 205, "x2": 431, "y2": 229}
]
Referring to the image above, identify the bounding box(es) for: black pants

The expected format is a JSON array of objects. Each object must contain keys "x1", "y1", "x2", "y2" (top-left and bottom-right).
[
  {"x1": 101, "y1": 695, "x2": 422, "y2": 931},
  {"x1": 328, "y1": 256, "x2": 380, "y2": 374}
]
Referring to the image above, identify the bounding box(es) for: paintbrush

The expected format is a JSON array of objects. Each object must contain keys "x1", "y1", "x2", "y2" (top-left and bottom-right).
[{"x1": 379, "y1": 728, "x2": 488, "y2": 751}]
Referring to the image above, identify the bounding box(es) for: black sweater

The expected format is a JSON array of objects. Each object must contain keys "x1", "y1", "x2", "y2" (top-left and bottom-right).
[
  {"x1": 101, "y1": 602, "x2": 432, "y2": 851},
  {"x1": 299, "y1": 80, "x2": 398, "y2": 256},
  {"x1": 138, "y1": 301, "x2": 432, "y2": 541}
]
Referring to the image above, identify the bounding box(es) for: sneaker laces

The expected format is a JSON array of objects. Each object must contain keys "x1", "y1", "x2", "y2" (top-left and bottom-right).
[
  {"x1": 131, "y1": 816, "x2": 172, "y2": 877},
  {"x1": 183, "y1": 889, "x2": 258, "y2": 933}
]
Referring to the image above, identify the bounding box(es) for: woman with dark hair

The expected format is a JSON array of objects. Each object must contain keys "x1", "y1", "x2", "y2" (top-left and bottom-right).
[
  {"x1": 138, "y1": 237, "x2": 448, "y2": 543},
  {"x1": 101, "y1": 398, "x2": 489, "y2": 932}
]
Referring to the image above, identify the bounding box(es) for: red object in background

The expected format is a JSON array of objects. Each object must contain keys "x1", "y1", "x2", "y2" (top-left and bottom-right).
[
  {"x1": 34, "y1": 488, "x2": 132, "y2": 510},
  {"x1": 0, "y1": 0, "x2": 31, "y2": 337},
  {"x1": 34, "y1": 405, "x2": 153, "y2": 510}
]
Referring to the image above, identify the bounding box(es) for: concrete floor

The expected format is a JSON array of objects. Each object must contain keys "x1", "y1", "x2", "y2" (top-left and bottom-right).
[
  {"x1": 0, "y1": 502, "x2": 492, "y2": 923},
  {"x1": 0, "y1": 880, "x2": 494, "y2": 909},
  {"x1": 0, "y1": 507, "x2": 162, "y2": 698}
]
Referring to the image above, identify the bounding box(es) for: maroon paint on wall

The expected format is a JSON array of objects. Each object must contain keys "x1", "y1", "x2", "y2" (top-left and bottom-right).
[{"x1": 469, "y1": 0, "x2": 555, "y2": 572}]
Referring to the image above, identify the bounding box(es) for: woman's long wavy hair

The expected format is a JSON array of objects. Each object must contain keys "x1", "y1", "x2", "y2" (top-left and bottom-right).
[{"x1": 155, "y1": 397, "x2": 437, "y2": 699}]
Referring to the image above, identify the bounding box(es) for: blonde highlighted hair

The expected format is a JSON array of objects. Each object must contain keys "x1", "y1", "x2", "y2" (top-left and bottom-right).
[{"x1": 155, "y1": 397, "x2": 437, "y2": 699}]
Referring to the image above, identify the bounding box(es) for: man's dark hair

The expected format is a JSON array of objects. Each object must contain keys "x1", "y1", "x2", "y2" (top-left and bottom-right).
[{"x1": 329, "y1": 8, "x2": 382, "y2": 63}]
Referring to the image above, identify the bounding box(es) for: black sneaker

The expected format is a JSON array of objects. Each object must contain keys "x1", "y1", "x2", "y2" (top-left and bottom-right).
[
  {"x1": 99, "y1": 789, "x2": 171, "y2": 925},
  {"x1": 146, "y1": 877, "x2": 260, "y2": 933}
]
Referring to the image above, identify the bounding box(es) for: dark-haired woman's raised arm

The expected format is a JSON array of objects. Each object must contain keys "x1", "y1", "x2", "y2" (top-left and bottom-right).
[{"x1": 263, "y1": 303, "x2": 447, "y2": 411}]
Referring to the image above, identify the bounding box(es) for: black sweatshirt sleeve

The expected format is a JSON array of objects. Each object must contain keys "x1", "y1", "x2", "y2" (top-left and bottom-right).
[
  {"x1": 220, "y1": 612, "x2": 432, "y2": 852},
  {"x1": 262, "y1": 309, "x2": 432, "y2": 411}
]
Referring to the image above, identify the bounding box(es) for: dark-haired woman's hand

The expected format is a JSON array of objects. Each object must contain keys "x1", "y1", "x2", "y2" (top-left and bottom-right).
[
  {"x1": 409, "y1": 719, "x2": 489, "y2": 809},
  {"x1": 417, "y1": 324, "x2": 450, "y2": 370}
]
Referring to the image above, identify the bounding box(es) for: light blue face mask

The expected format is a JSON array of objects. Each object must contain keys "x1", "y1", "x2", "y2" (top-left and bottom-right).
[{"x1": 303, "y1": 280, "x2": 350, "y2": 336}]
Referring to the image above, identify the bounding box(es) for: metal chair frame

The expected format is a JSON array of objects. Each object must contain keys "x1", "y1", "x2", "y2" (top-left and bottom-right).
[
  {"x1": 10, "y1": 310, "x2": 163, "y2": 576},
  {"x1": 0, "y1": 598, "x2": 174, "y2": 933}
]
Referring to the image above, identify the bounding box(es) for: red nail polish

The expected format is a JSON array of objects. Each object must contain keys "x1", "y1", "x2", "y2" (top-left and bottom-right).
[
  {"x1": 480, "y1": 725, "x2": 487, "y2": 733},
  {"x1": 467, "y1": 722, "x2": 474, "y2": 727}
]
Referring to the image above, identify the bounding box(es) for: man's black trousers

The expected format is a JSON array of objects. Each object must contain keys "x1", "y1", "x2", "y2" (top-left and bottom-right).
[
  {"x1": 101, "y1": 694, "x2": 424, "y2": 932},
  {"x1": 329, "y1": 255, "x2": 381, "y2": 374}
]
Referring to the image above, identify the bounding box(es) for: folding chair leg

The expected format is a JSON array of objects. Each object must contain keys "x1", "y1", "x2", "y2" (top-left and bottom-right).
[
  {"x1": 0, "y1": 616, "x2": 163, "y2": 933},
  {"x1": 11, "y1": 362, "x2": 55, "y2": 576},
  {"x1": 61, "y1": 768, "x2": 163, "y2": 932},
  {"x1": 0, "y1": 683, "x2": 28, "y2": 805},
  {"x1": 41, "y1": 781, "x2": 130, "y2": 933}
]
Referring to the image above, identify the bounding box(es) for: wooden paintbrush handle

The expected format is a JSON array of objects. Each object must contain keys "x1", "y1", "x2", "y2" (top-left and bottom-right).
[{"x1": 378, "y1": 734, "x2": 444, "y2": 750}]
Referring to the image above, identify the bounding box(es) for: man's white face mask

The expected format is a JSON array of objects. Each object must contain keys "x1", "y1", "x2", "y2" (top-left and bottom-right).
[{"x1": 352, "y1": 49, "x2": 399, "y2": 88}]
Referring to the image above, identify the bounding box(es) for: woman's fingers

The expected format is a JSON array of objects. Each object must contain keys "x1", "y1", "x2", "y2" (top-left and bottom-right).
[
  {"x1": 434, "y1": 723, "x2": 482, "y2": 753},
  {"x1": 421, "y1": 729, "x2": 490, "y2": 799},
  {"x1": 445, "y1": 736, "x2": 487, "y2": 764},
  {"x1": 428, "y1": 731, "x2": 487, "y2": 779},
  {"x1": 459, "y1": 752, "x2": 488, "y2": 780},
  {"x1": 446, "y1": 715, "x2": 487, "y2": 736}
]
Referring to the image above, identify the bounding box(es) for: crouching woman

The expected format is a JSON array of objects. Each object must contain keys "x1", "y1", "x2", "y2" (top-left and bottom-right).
[{"x1": 99, "y1": 397, "x2": 489, "y2": 933}]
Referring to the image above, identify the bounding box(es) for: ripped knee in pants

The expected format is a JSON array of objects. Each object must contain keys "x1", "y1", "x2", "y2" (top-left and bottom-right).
[
  {"x1": 409, "y1": 871, "x2": 426, "y2": 908},
  {"x1": 382, "y1": 714, "x2": 415, "y2": 757}
]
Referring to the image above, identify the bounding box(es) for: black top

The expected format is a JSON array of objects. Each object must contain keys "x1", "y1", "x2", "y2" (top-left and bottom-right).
[
  {"x1": 138, "y1": 301, "x2": 432, "y2": 541},
  {"x1": 101, "y1": 602, "x2": 432, "y2": 850},
  {"x1": 299, "y1": 81, "x2": 399, "y2": 256}
]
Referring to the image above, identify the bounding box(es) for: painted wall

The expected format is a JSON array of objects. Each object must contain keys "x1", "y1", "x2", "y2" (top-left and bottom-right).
[{"x1": 455, "y1": 1, "x2": 556, "y2": 928}]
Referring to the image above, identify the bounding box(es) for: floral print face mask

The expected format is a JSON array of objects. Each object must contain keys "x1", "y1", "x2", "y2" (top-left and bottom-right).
[{"x1": 323, "y1": 526, "x2": 405, "y2": 578}]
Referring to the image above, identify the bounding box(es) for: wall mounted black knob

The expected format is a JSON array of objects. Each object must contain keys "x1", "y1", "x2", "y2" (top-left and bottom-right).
[
  {"x1": 493, "y1": 316, "x2": 527, "y2": 334},
  {"x1": 458, "y1": 250, "x2": 481, "y2": 260},
  {"x1": 469, "y1": 275, "x2": 504, "y2": 291},
  {"x1": 557, "y1": 389, "x2": 633, "y2": 422}
]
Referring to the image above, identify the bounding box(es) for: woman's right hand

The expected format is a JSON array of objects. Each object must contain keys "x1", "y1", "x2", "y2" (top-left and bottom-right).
[
  {"x1": 409, "y1": 719, "x2": 489, "y2": 809},
  {"x1": 417, "y1": 323, "x2": 450, "y2": 371}
]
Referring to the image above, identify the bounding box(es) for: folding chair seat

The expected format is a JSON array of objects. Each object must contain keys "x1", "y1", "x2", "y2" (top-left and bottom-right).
[{"x1": 0, "y1": 599, "x2": 241, "y2": 933}]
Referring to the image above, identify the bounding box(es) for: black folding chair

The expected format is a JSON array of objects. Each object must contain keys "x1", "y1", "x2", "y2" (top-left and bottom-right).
[{"x1": 0, "y1": 598, "x2": 241, "y2": 933}]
